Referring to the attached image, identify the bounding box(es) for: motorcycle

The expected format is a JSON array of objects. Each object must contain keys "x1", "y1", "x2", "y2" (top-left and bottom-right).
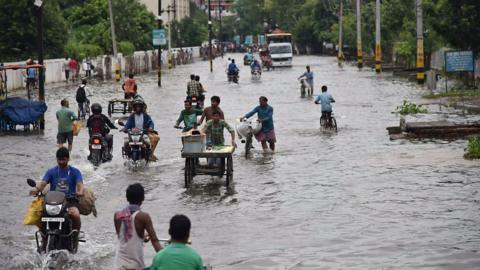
[
  {"x1": 119, "y1": 123, "x2": 151, "y2": 167},
  {"x1": 251, "y1": 69, "x2": 262, "y2": 80},
  {"x1": 190, "y1": 96, "x2": 203, "y2": 109},
  {"x1": 88, "y1": 133, "x2": 105, "y2": 166},
  {"x1": 228, "y1": 72, "x2": 239, "y2": 84},
  {"x1": 299, "y1": 78, "x2": 313, "y2": 97},
  {"x1": 27, "y1": 179, "x2": 85, "y2": 254}
]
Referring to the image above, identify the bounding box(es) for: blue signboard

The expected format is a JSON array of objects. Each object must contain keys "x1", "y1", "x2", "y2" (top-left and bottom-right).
[
  {"x1": 258, "y1": 35, "x2": 266, "y2": 45},
  {"x1": 233, "y1": 35, "x2": 240, "y2": 45},
  {"x1": 244, "y1": 35, "x2": 253, "y2": 45},
  {"x1": 152, "y1": 29, "x2": 166, "y2": 46},
  {"x1": 445, "y1": 51, "x2": 474, "y2": 72}
]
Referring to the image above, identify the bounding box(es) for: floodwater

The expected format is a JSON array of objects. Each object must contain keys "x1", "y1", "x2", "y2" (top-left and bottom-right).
[{"x1": 1, "y1": 55, "x2": 480, "y2": 270}]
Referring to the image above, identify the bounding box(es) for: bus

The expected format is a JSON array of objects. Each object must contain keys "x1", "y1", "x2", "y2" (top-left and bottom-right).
[{"x1": 266, "y1": 30, "x2": 293, "y2": 67}]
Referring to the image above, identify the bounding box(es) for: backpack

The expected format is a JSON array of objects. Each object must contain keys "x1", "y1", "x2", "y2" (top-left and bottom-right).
[
  {"x1": 88, "y1": 114, "x2": 105, "y2": 135},
  {"x1": 76, "y1": 85, "x2": 87, "y2": 103}
]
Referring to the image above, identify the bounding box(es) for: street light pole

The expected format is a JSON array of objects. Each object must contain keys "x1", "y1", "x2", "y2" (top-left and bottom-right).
[
  {"x1": 375, "y1": 0, "x2": 382, "y2": 73},
  {"x1": 218, "y1": 0, "x2": 223, "y2": 58},
  {"x1": 34, "y1": 0, "x2": 45, "y2": 130},
  {"x1": 416, "y1": 0, "x2": 425, "y2": 84},
  {"x1": 208, "y1": 0, "x2": 213, "y2": 72},
  {"x1": 157, "y1": 0, "x2": 162, "y2": 87},
  {"x1": 356, "y1": 0, "x2": 363, "y2": 69},
  {"x1": 338, "y1": 0, "x2": 344, "y2": 66}
]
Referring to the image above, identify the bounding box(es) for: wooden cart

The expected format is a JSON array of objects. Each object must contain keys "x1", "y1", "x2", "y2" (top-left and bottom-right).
[
  {"x1": 107, "y1": 98, "x2": 132, "y2": 117},
  {"x1": 182, "y1": 146, "x2": 235, "y2": 188}
]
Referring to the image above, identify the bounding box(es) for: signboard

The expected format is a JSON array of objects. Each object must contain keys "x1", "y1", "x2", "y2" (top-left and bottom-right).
[
  {"x1": 445, "y1": 51, "x2": 474, "y2": 72},
  {"x1": 152, "y1": 29, "x2": 166, "y2": 46},
  {"x1": 258, "y1": 35, "x2": 266, "y2": 45},
  {"x1": 244, "y1": 35, "x2": 253, "y2": 45},
  {"x1": 233, "y1": 35, "x2": 240, "y2": 45}
]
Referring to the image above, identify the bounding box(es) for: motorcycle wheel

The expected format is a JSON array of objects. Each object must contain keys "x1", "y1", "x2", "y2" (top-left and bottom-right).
[
  {"x1": 46, "y1": 235, "x2": 58, "y2": 253},
  {"x1": 90, "y1": 149, "x2": 102, "y2": 166},
  {"x1": 132, "y1": 150, "x2": 139, "y2": 162}
]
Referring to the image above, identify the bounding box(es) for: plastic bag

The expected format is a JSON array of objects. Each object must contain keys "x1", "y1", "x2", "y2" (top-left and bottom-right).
[
  {"x1": 72, "y1": 121, "x2": 81, "y2": 136},
  {"x1": 78, "y1": 187, "x2": 97, "y2": 217},
  {"x1": 24, "y1": 197, "x2": 44, "y2": 226}
]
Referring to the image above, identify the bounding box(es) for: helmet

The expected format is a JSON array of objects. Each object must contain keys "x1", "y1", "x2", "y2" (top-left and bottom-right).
[
  {"x1": 91, "y1": 103, "x2": 102, "y2": 114},
  {"x1": 132, "y1": 98, "x2": 145, "y2": 110}
]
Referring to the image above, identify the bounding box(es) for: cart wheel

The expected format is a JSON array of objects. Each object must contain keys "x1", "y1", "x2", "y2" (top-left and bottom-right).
[
  {"x1": 184, "y1": 158, "x2": 191, "y2": 188},
  {"x1": 226, "y1": 156, "x2": 233, "y2": 187}
]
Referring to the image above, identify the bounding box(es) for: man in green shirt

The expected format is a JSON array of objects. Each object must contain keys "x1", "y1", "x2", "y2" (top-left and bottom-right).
[
  {"x1": 56, "y1": 99, "x2": 77, "y2": 151},
  {"x1": 151, "y1": 215, "x2": 203, "y2": 270},
  {"x1": 202, "y1": 111, "x2": 236, "y2": 148},
  {"x1": 174, "y1": 100, "x2": 203, "y2": 132}
]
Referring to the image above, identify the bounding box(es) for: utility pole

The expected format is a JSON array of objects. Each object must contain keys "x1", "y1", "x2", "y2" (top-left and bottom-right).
[
  {"x1": 356, "y1": 0, "x2": 363, "y2": 69},
  {"x1": 338, "y1": 0, "x2": 344, "y2": 66},
  {"x1": 375, "y1": 0, "x2": 381, "y2": 73},
  {"x1": 34, "y1": 0, "x2": 45, "y2": 130},
  {"x1": 218, "y1": 0, "x2": 223, "y2": 58},
  {"x1": 416, "y1": 0, "x2": 425, "y2": 84},
  {"x1": 208, "y1": 0, "x2": 213, "y2": 72},
  {"x1": 107, "y1": 0, "x2": 118, "y2": 56},
  {"x1": 157, "y1": 0, "x2": 163, "y2": 87}
]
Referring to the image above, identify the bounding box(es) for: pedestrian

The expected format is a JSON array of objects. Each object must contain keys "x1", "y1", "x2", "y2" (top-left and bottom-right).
[
  {"x1": 298, "y1": 65, "x2": 314, "y2": 93},
  {"x1": 76, "y1": 79, "x2": 92, "y2": 119},
  {"x1": 242, "y1": 96, "x2": 276, "y2": 152},
  {"x1": 25, "y1": 59, "x2": 38, "y2": 98},
  {"x1": 114, "y1": 183, "x2": 162, "y2": 270},
  {"x1": 68, "y1": 58, "x2": 78, "y2": 82},
  {"x1": 83, "y1": 59, "x2": 91, "y2": 78},
  {"x1": 198, "y1": 95, "x2": 224, "y2": 125},
  {"x1": 150, "y1": 215, "x2": 203, "y2": 270},
  {"x1": 63, "y1": 58, "x2": 70, "y2": 82},
  {"x1": 56, "y1": 98, "x2": 77, "y2": 151}
]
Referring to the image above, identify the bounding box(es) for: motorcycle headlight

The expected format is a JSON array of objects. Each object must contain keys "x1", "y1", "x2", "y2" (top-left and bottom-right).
[{"x1": 46, "y1": 204, "x2": 62, "y2": 216}]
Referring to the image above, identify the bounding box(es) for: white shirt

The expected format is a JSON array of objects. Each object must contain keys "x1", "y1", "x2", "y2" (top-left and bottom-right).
[{"x1": 134, "y1": 114, "x2": 144, "y2": 130}]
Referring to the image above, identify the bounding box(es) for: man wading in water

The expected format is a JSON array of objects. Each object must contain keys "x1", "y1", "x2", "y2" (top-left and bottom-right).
[{"x1": 114, "y1": 183, "x2": 162, "y2": 270}]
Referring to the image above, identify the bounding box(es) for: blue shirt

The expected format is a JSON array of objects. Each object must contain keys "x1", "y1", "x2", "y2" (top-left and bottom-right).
[
  {"x1": 251, "y1": 62, "x2": 261, "y2": 70},
  {"x1": 124, "y1": 112, "x2": 154, "y2": 132},
  {"x1": 245, "y1": 105, "x2": 274, "y2": 133},
  {"x1": 27, "y1": 68, "x2": 37, "y2": 79},
  {"x1": 228, "y1": 63, "x2": 238, "y2": 73},
  {"x1": 42, "y1": 166, "x2": 83, "y2": 197},
  {"x1": 315, "y1": 92, "x2": 335, "y2": 112},
  {"x1": 301, "y1": 71, "x2": 314, "y2": 85}
]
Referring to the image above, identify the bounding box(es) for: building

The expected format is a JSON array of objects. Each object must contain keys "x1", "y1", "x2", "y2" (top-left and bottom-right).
[
  {"x1": 193, "y1": 0, "x2": 235, "y2": 17},
  {"x1": 139, "y1": 0, "x2": 190, "y2": 22}
]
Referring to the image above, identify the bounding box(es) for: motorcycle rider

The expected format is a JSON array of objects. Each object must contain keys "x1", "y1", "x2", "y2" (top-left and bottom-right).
[
  {"x1": 250, "y1": 59, "x2": 262, "y2": 75},
  {"x1": 227, "y1": 59, "x2": 239, "y2": 82},
  {"x1": 86, "y1": 103, "x2": 117, "y2": 160},
  {"x1": 186, "y1": 74, "x2": 200, "y2": 99},
  {"x1": 29, "y1": 147, "x2": 84, "y2": 253},
  {"x1": 123, "y1": 99, "x2": 160, "y2": 161}
]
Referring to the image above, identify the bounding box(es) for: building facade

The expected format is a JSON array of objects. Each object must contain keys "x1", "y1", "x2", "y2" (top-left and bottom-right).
[
  {"x1": 193, "y1": 0, "x2": 235, "y2": 16},
  {"x1": 139, "y1": 0, "x2": 190, "y2": 22}
]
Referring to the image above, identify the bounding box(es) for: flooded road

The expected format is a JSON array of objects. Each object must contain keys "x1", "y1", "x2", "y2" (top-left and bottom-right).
[{"x1": 2, "y1": 55, "x2": 480, "y2": 269}]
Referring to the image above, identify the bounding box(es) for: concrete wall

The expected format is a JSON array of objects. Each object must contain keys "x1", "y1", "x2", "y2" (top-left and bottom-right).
[{"x1": 3, "y1": 47, "x2": 200, "y2": 90}]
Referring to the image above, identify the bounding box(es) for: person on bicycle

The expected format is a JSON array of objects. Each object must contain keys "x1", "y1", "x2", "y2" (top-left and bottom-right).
[
  {"x1": 122, "y1": 74, "x2": 138, "y2": 99},
  {"x1": 86, "y1": 103, "x2": 117, "y2": 160},
  {"x1": 314, "y1": 85, "x2": 335, "y2": 127},
  {"x1": 298, "y1": 65, "x2": 314, "y2": 93},
  {"x1": 76, "y1": 79, "x2": 92, "y2": 119}
]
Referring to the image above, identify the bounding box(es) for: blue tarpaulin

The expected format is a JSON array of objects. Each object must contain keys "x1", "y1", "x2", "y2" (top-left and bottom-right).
[{"x1": 0, "y1": 97, "x2": 47, "y2": 125}]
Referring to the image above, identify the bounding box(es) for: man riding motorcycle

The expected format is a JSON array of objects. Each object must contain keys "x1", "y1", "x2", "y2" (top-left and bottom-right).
[
  {"x1": 86, "y1": 103, "x2": 117, "y2": 160},
  {"x1": 250, "y1": 60, "x2": 262, "y2": 75},
  {"x1": 227, "y1": 59, "x2": 239, "y2": 83},
  {"x1": 29, "y1": 147, "x2": 84, "y2": 253},
  {"x1": 123, "y1": 99, "x2": 160, "y2": 161}
]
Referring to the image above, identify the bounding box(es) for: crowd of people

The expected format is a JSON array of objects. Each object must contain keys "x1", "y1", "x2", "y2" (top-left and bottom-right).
[{"x1": 26, "y1": 53, "x2": 337, "y2": 269}]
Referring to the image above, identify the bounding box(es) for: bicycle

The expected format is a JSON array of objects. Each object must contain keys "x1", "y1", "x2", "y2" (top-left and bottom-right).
[
  {"x1": 77, "y1": 99, "x2": 91, "y2": 120},
  {"x1": 320, "y1": 112, "x2": 337, "y2": 132},
  {"x1": 237, "y1": 119, "x2": 261, "y2": 158}
]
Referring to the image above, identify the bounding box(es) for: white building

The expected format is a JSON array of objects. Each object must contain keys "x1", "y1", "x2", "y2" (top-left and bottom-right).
[{"x1": 140, "y1": 0, "x2": 190, "y2": 22}]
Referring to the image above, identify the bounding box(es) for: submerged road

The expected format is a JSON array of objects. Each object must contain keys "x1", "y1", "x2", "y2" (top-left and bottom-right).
[{"x1": 1, "y1": 54, "x2": 480, "y2": 269}]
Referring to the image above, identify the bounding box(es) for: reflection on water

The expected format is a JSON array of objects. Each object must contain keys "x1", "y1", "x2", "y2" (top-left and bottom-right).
[{"x1": 1, "y1": 55, "x2": 480, "y2": 269}]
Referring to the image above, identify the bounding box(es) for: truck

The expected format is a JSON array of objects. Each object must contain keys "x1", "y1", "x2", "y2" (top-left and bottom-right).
[{"x1": 266, "y1": 30, "x2": 293, "y2": 67}]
